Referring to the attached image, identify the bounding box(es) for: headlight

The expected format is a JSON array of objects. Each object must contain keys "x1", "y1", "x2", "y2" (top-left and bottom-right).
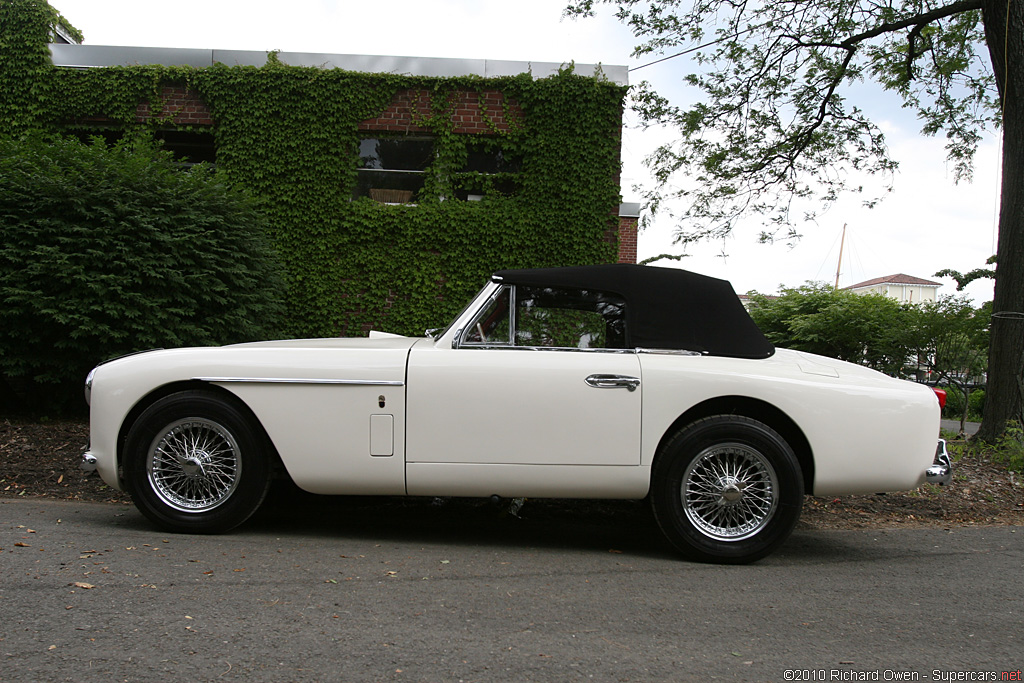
[{"x1": 84, "y1": 367, "x2": 96, "y2": 407}]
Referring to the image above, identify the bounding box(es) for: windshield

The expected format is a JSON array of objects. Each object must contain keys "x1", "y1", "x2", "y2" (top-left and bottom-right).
[{"x1": 431, "y1": 282, "x2": 493, "y2": 341}]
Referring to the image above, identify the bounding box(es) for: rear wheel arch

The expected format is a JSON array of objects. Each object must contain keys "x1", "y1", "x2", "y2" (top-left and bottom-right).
[
  {"x1": 650, "y1": 414, "x2": 804, "y2": 563},
  {"x1": 655, "y1": 396, "x2": 815, "y2": 496}
]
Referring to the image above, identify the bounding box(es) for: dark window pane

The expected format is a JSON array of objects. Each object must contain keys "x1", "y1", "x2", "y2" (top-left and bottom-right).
[
  {"x1": 463, "y1": 145, "x2": 521, "y2": 174},
  {"x1": 359, "y1": 138, "x2": 433, "y2": 171},
  {"x1": 157, "y1": 130, "x2": 216, "y2": 166},
  {"x1": 514, "y1": 287, "x2": 627, "y2": 349}
]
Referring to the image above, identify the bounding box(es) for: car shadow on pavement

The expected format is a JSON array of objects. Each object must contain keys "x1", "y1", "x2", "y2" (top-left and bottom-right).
[{"x1": 242, "y1": 480, "x2": 674, "y2": 559}]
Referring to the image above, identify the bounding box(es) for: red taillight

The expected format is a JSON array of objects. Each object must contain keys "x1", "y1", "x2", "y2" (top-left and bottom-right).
[{"x1": 933, "y1": 387, "x2": 947, "y2": 410}]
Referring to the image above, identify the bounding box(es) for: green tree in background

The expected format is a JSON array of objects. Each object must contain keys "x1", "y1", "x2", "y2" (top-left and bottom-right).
[
  {"x1": 0, "y1": 134, "x2": 284, "y2": 412},
  {"x1": 746, "y1": 284, "x2": 914, "y2": 376},
  {"x1": 907, "y1": 297, "x2": 990, "y2": 433},
  {"x1": 568, "y1": 0, "x2": 1023, "y2": 441}
]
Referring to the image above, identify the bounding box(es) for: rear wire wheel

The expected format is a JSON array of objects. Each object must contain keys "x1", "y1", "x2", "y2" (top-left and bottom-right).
[
  {"x1": 651, "y1": 415, "x2": 803, "y2": 563},
  {"x1": 123, "y1": 391, "x2": 272, "y2": 534}
]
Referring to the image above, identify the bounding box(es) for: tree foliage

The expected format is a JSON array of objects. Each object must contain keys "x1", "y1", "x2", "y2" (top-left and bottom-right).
[
  {"x1": 935, "y1": 255, "x2": 997, "y2": 291},
  {"x1": 0, "y1": 134, "x2": 285, "y2": 411},
  {"x1": 746, "y1": 284, "x2": 916, "y2": 376},
  {"x1": 1, "y1": 0, "x2": 627, "y2": 341},
  {"x1": 568, "y1": 0, "x2": 997, "y2": 241},
  {"x1": 746, "y1": 283, "x2": 989, "y2": 429},
  {"x1": 569, "y1": 0, "x2": 1023, "y2": 440}
]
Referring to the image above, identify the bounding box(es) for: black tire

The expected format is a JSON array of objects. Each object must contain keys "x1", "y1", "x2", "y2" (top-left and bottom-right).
[
  {"x1": 650, "y1": 415, "x2": 803, "y2": 564},
  {"x1": 123, "y1": 390, "x2": 272, "y2": 534}
]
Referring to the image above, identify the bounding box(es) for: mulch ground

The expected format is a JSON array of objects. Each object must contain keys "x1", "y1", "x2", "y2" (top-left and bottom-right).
[{"x1": 2, "y1": 418, "x2": 1023, "y2": 530}]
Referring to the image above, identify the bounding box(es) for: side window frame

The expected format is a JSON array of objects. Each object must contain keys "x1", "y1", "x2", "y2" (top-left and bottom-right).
[
  {"x1": 456, "y1": 284, "x2": 629, "y2": 352},
  {"x1": 458, "y1": 285, "x2": 514, "y2": 347}
]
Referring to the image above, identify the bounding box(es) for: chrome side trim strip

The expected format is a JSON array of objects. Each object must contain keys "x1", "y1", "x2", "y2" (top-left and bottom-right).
[
  {"x1": 636, "y1": 347, "x2": 703, "y2": 356},
  {"x1": 195, "y1": 377, "x2": 405, "y2": 386}
]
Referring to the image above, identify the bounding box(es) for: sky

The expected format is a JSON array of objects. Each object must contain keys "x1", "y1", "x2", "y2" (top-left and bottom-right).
[{"x1": 48, "y1": 0, "x2": 1001, "y2": 304}]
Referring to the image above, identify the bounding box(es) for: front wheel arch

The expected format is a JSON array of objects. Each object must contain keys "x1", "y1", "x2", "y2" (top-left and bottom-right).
[
  {"x1": 115, "y1": 380, "x2": 280, "y2": 487},
  {"x1": 121, "y1": 388, "x2": 275, "y2": 533}
]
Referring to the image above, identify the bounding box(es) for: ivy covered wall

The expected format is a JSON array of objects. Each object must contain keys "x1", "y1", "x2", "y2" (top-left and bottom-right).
[{"x1": 1, "y1": 0, "x2": 629, "y2": 339}]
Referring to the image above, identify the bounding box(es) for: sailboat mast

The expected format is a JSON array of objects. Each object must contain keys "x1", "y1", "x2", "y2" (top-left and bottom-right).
[{"x1": 834, "y1": 223, "x2": 847, "y2": 290}]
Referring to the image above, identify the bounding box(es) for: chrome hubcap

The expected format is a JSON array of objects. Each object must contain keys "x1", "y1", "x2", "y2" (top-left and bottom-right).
[
  {"x1": 682, "y1": 443, "x2": 779, "y2": 541},
  {"x1": 147, "y1": 418, "x2": 241, "y2": 513}
]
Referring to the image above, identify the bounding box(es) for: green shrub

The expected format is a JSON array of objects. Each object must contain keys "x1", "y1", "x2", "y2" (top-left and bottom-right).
[
  {"x1": 0, "y1": 133, "x2": 284, "y2": 412},
  {"x1": 968, "y1": 387, "x2": 986, "y2": 418},
  {"x1": 939, "y1": 385, "x2": 984, "y2": 422},
  {"x1": 992, "y1": 421, "x2": 1024, "y2": 473}
]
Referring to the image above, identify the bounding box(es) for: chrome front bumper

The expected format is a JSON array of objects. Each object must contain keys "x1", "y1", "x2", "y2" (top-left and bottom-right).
[
  {"x1": 925, "y1": 439, "x2": 952, "y2": 486},
  {"x1": 80, "y1": 450, "x2": 97, "y2": 473}
]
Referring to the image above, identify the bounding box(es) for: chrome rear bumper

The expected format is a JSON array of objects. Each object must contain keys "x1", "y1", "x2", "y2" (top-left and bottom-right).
[{"x1": 925, "y1": 439, "x2": 952, "y2": 486}]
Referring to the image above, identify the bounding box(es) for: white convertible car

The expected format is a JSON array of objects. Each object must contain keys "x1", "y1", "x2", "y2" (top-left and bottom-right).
[{"x1": 82, "y1": 264, "x2": 950, "y2": 563}]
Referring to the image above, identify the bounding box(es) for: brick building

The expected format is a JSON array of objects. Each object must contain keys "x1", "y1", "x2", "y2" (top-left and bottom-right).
[
  {"x1": 1, "y1": 30, "x2": 635, "y2": 336},
  {"x1": 48, "y1": 45, "x2": 638, "y2": 264}
]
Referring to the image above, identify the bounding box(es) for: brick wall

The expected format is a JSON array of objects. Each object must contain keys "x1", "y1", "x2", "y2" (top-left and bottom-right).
[
  {"x1": 136, "y1": 86, "x2": 213, "y2": 126},
  {"x1": 617, "y1": 216, "x2": 638, "y2": 264},
  {"x1": 129, "y1": 84, "x2": 630, "y2": 263},
  {"x1": 358, "y1": 88, "x2": 523, "y2": 134}
]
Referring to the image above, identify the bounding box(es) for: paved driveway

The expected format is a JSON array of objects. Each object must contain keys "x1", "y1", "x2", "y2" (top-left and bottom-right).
[
  {"x1": 941, "y1": 419, "x2": 980, "y2": 435},
  {"x1": 2, "y1": 497, "x2": 1021, "y2": 682}
]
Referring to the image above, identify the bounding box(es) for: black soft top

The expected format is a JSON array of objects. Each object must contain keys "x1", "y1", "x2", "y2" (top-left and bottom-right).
[{"x1": 492, "y1": 264, "x2": 774, "y2": 359}]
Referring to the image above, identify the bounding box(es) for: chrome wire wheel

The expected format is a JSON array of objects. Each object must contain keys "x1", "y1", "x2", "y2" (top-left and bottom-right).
[
  {"x1": 146, "y1": 418, "x2": 242, "y2": 513},
  {"x1": 681, "y1": 442, "x2": 779, "y2": 542}
]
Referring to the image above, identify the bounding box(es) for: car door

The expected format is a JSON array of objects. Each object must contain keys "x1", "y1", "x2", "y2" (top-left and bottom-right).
[{"x1": 405, "y1": 284, "x2": 642, "y2": 469}]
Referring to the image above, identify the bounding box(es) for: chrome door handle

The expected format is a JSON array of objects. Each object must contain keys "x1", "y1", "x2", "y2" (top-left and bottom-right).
[{"x1": 585, "y1": 374, "x2": 640, "y2": 392}]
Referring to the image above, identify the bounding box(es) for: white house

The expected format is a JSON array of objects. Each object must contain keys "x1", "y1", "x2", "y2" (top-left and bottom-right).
[{"x1": 845, "y1": 274, "x2": 942, "y2": 304}]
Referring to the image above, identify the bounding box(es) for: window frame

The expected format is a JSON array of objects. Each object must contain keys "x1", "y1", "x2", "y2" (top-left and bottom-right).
[{"x1": 455, "y1": 284, "x2": 631, "y2": 353}]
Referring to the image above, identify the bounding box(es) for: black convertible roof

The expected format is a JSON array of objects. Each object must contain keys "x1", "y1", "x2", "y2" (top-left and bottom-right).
[{"x1": 492, "y1": 264, "x2": 774, "y2": 359}]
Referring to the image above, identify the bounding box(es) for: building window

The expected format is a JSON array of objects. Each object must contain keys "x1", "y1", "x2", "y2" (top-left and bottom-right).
[
  {"x1": 356, "y1": 137, "x2": 433, "y2": 203},
  {"x1": 157, "y1": 130, "x2": 216, "y2": 167},
  {"x1": 355, "y1": 136, "x2": 521, "y2": 203},
  {"x1": 453, "y1": 141, "x2": 521, "y2": 201},
  {"x1": 65, "y1": 129, "x2": 216, "y2": 168}
]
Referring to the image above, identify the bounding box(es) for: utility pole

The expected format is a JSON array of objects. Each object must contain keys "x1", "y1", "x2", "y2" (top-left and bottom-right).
[{"x1": 834, "y1": 223, "x2": 847, "y2": 290}]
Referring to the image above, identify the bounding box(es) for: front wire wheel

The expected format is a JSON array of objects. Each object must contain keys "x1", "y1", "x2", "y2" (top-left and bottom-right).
[
  {"x1": 147, "y1": 418, "x2": 243, "y2": 513},
  {"x1": 124, "y1": 391, "x2": 272, "y2": 534},
  {"x1": 651, "y1": 416, "x2": 803, "y2": 564}
]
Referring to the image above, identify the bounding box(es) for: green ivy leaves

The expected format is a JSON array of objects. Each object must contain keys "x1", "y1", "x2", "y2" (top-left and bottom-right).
[{"x1": 2, "y1": 2, "x2": 627, "y2": 342}]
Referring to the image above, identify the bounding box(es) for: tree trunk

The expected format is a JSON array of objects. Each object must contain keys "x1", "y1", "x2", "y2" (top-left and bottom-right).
[{"x1": 977, "y1": 0, "x2": 1024, "y2": 441}]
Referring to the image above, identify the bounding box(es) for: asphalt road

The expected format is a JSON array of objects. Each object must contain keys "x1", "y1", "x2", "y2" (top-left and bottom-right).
[
  {"x1": 2, "y1": 496, "x2": 1021, "y2": 683},
  {"x1": 940, "y1": 420, "x2": 980, "y2": 436}
]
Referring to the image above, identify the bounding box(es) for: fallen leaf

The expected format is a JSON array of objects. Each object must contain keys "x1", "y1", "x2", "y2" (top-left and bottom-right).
[
  {"x1": 72, "y1": 582, "x2": 95, "y2": 589},
  {"x1": 15, "y1": 542, "x2": 29, "y2": 547}
]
